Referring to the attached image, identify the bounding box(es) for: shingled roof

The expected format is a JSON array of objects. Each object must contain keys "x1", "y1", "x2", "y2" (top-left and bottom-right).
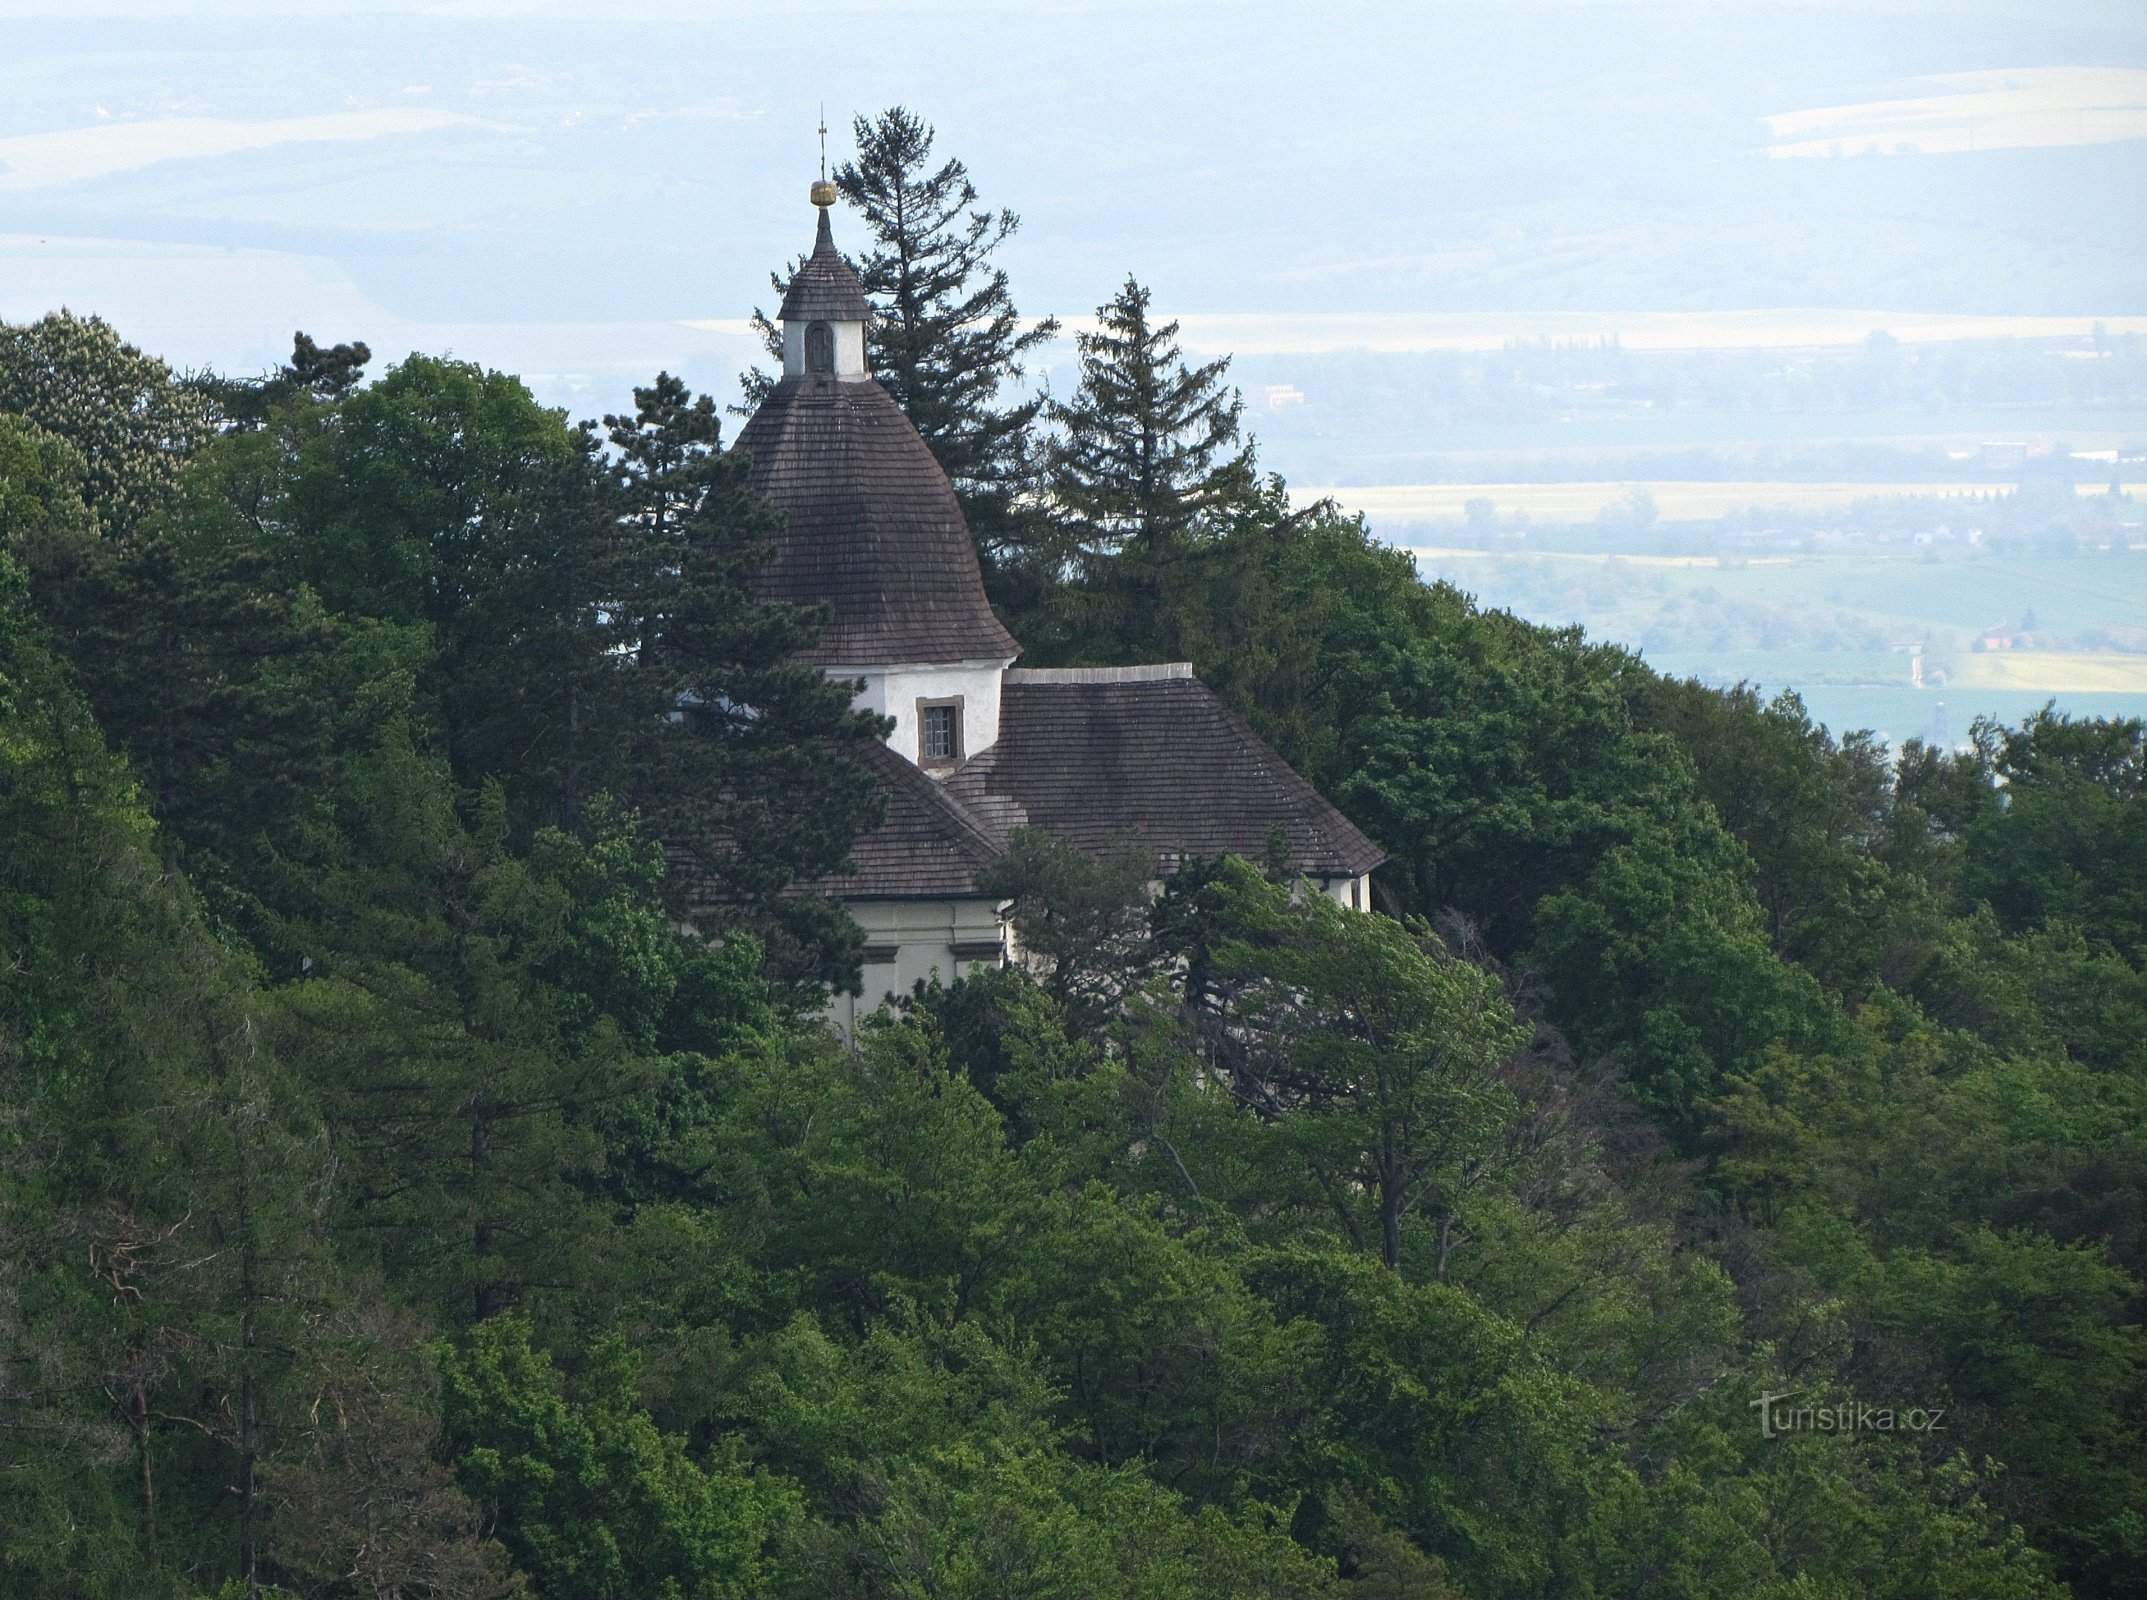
[
  {"x1": 944, "y1": 665, "x2": 1386, "y2": 880},
  {"x1": 814, "y1": 739, "x2": 1005, "y2": 900},
  {"x1": 735, "y1": 374, "x2": 1019, "y2": 668},
  {"x1": 777, "y1": 206, "x2": 872, "y2": 322}
]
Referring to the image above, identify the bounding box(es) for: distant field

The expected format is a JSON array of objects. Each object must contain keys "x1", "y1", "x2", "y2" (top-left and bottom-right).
[
  {"x1": 1399, "y1": 542, "x2": 2147, "y2": 745},
  {"x1": 1402, "y1": 546, "x2": 1793, "y2": 570},
  {"x1": 1161, "y1": 310, "x2": 2147, "y2": 357},
  {"x1": 1406, "y1": 547, "x2": 2147, "y2": 639},
  {"x1": 1313, "y1": 481, "x2": 2025, "y2": 523},
  {"x1": 1949, "y1": 652, "x2": 2147, "y2": 693}
]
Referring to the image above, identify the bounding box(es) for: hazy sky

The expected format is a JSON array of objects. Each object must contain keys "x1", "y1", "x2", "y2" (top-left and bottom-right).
[{"x1": 3, "y1": 0, "x2": 2143, "y2": 416}]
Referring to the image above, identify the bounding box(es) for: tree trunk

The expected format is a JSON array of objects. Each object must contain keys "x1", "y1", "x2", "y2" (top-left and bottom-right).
[
  {"x1": 1379, "y1": 1126, "x2": 1403, "y2": 1271},
  {"x1": 470, "y1": 1104, "x2": 500, "y2": 1321},
  {"x1": 240, "y1": 1200, "x2": 262, "y2": 1597},
  {"x1": 128, "y1": 1377, "x2": 155, "y2": 1526}
]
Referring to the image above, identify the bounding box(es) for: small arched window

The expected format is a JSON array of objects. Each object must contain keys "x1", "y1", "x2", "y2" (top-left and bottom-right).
[{"x1": 805, "y1": 321, "x2": 835, "y2": 374}]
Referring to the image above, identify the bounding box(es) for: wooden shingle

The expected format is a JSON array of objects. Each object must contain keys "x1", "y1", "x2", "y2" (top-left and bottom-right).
[
  {"x1": 945, "y1": 666, "x2": 1386, "y2": 880},
  {"x1": 735, "y1": 375, "x2": 1019, "y2": 668},
  {"x1": 777, "y1": 207, "x2": 873, "y2": 322},
  {"x1": 814, "y1": 739, "x2": 1006, "y2": 900}
]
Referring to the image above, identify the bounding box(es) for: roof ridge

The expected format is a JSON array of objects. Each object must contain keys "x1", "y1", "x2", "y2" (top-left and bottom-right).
[
  {"x1": 1004, "y1": 663, "x2": 1193, "y2": 684},
  {"x1": 862, "y1": 741, "x2": 1004, "y2": 867}
]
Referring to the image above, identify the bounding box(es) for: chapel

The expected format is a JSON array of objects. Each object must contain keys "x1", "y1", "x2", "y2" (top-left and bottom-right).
[{"x1": 734, "y1": 185, "x2": 1383, "y2": 1028}]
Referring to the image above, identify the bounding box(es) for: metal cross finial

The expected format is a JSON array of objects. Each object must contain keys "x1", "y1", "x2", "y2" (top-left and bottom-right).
[{"x1": 818, "y1": 105, "x2": 827, "y2": 181}]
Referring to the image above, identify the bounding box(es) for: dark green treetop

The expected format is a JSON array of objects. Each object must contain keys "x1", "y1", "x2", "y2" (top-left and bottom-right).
[
  {"x1": 194, "y1": 328, "x2": 376, "y2": 428},
  {"x1": 603, "y1": 370, "x2": 891, "y2": 998},
  {"x1": 1046, "y1": 276, "x2": 1258, "y2": 564}
]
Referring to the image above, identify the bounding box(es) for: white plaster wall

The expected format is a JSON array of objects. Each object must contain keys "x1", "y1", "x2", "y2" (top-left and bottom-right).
[
  {"x1": 825, "y1": 896, "x2": 1011, "y2": 1034},
  {"x1": 782, "y1": 316, "x2": 869, "y2": 378},
  {"x1": 837, "y1": 659, "x2": 1011, "y2": 769},
  {"x1": 1317, "y1": 874, "x2": 1373, "y2": 909}
]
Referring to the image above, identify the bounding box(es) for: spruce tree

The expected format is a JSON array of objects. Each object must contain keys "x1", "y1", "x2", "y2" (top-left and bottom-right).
[
  {"x1": 1046, "y1": 275, "x2": 1257, "y2": 563},
  {"x1": 1041, "y1": 278, "x2": 1259, "y2": 650}
]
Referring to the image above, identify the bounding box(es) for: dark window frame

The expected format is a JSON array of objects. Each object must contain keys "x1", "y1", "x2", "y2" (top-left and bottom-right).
[
  {"x1": 917, "y1": 696, "x2": 964, "y2": 768},
  {"x1": 805, "y1": 320, "x2": 835, "y2": 374}
]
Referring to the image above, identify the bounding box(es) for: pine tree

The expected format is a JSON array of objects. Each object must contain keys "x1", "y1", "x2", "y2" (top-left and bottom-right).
[
  {"x1": 194, "y1": 328, "x2": 374, "y2": 429},
  {"x1": 1046, "y1": 276, "x2": 1258, "y2": 563}
]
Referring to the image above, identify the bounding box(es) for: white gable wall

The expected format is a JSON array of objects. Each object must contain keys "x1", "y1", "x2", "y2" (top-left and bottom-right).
[
  {"x1": 1320, "y1": 873, "x2": 1374, "y2": 910},
  {"x1": 834, "y1": 658, "x2": 1013, "y2": 771}
]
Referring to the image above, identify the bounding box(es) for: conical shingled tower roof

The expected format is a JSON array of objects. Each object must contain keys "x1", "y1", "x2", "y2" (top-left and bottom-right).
[
  {"x1": 736, "y1": 205, "x2": 1019, "y2": 668},
  {"x1": 777, "y1": 207, "x2": 874, "y2": 322}
]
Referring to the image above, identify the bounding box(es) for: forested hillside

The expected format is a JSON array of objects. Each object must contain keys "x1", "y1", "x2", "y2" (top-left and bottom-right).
[{"x1": 3, "y1": 117, "x2": 2143, "y2": 1600}]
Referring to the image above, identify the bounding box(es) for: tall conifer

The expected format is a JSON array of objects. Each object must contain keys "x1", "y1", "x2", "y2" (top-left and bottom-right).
[
  {"x1": 605, "y1": 373, "x2": 889, "y2": 997},
  {"x1": 746, "y1": 109, "x2": 1057, "y2": 583},
  {"x1": 1042, "y1": 277, "x2": 1259, "y2": 651},
  {"x1": 1046, "y1": 276, "x2": 1257, "y2": 562},
  {"x1": 834, "y1": 107, "x2": 1058, "y2": 572}
]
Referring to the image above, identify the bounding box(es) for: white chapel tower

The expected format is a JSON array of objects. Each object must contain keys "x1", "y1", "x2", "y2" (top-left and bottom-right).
[
  {"x1": 734, "y1": 181, "x2": 1019, "y2": 776},
  {"x1": 728, "y1": 185, "x2": 1383, "y2": 1025}
]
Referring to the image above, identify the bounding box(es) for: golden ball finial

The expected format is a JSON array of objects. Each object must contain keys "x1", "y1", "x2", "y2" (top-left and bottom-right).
[{"x1": 809, "y1": 179, "x2": 838, "y2": 208}]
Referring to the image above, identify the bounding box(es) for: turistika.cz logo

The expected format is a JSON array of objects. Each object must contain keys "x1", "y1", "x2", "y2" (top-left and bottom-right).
[{"x1": 1752, "y1": 1389, "x2": 1947, "y2": 1440}]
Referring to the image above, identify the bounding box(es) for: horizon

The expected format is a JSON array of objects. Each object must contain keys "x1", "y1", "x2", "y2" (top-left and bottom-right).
[{"x1": 6, "y1": 0, "x2": 2146, "y2": 745}]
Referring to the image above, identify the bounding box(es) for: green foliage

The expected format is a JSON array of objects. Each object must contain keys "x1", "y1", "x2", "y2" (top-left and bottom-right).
[
  {"x1": 1963, "y1": 708, "x2": 2147, "y2": 966},
  {"x1": 11, "y1": 265, "x2": 2147, "y2": 1599},
  {"x1": 0, "y1": 554, "x2": 505, "y2": 1597},
  {"x1": 266, "y1": 726, "x2": 669, "y2": 1327},
  {"x1": 1635, "y1": 678, "x2": 1916, "y2": 991},
  {"x1": 978, "y1": 827, "x2": 1155, "y2": 1032},
  {"x1": 1704, "y1": 988, "x2": 2147, "y2": 1595},
  {"x1": 0, "y1": 411, "x2": 94, "y2": 543},
  {"x1": 1531, "y1": 805, "x2": 1836, "y2": 1126},
  {"x1": 194, "y1": 329, "x2": 375, "y2": 427},
  {"x1": 600, "y1": 371, "x2": 890, "y2": 994},
  {"x1": 0, "y1": 311, "x2": 217, "y2": 534},
  {"x1": 1174, "y1": 859, "x2": 1529, "y2": 1271},
  {"x1": 737, "y1": 1312, "x2": 1332, "y2": 1599},
  {"x1": 13, "y1": 449, "x2": 357, "y2": 890},
  {"x1": 1047, "y1": 276, "x2": 1257, "y2": 558},
  {"x1": 440, "y1": 1317, "x2": 793, "y2": 1600},
  {"x1": 1041, "y1": 276, "x2": 1260, "y2": 647}
]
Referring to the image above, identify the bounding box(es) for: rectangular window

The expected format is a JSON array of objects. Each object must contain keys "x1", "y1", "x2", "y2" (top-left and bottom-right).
[{"x1": 919, "y1": 699, "x2": 962, "y2": 766}]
